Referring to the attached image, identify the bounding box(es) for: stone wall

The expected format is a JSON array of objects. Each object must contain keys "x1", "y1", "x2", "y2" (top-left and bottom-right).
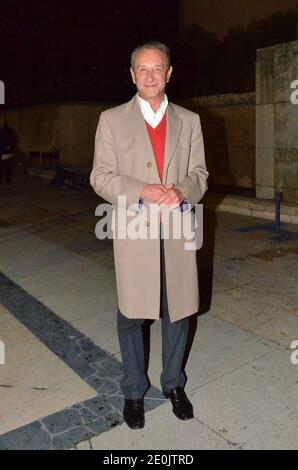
[
  {"x1": 256, "y1": 39, "x2": 298, "y2": 203},
  {"x1": 180, "y1": 93, "x2": 256, "y2": 190},
  {"x1": 1, "y1": 94, "x2": 256, "y2": 191},
  {"x1": 1, "y1": 102, "x2": 111, "y2": 169}
]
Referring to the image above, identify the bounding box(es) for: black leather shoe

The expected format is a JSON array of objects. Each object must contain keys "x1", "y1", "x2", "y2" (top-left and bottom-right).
[
  {"x1": 163, "y1": 387, "x2": 194, "y2": 420},
  {"x1": 123, "y1": 399, "x2": 145, "y2": 429}
]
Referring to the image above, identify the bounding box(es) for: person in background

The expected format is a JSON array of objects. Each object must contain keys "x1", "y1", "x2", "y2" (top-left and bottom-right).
[{"x1": 0, "y1": 117, "x2": 17, "y2": 184}]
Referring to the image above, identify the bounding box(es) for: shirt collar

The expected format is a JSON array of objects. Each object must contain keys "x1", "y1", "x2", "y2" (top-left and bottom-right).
[
  {"x1": 136, "y1": 93, "x2": 168, "y2": 128},
  {"x1": 136, "y1": 93, "x2": 168, "y2": 113}
]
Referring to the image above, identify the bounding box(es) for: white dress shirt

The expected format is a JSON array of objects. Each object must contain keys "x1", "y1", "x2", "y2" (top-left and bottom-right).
[{"x1": 136, "y1": 93, "x2": 168, "y2": 128}]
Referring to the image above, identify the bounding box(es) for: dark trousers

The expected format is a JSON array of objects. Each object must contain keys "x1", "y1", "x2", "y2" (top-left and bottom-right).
[
  {"x1": 117, "y1": 238, "x2": 189, "y2": 399},
  {"x1": 0, "y1": 157, "x2": 13, "y2": 183}
]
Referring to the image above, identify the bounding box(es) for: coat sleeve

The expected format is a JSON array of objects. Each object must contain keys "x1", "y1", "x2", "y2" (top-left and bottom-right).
[
  {"x1": 90, "y1": 112, "x2": 145, "y2": 209},
  {"x1": 174, "y1": 114, "x2": 208, "y2": 207}
]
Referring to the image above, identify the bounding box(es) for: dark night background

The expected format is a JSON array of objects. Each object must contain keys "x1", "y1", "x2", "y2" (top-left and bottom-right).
[{"x1": 0, "y1": 0, "x2": 297, "y2": 108}]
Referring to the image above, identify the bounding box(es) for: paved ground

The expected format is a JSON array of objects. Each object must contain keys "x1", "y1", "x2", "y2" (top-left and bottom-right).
[{"x1": 0, "y1": 174, "x2": 297, "y2": 450}]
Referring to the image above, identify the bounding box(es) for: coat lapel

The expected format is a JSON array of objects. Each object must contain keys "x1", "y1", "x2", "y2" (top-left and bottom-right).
[
  {"x1": 162, "y1": 104, "x2": 182, "y2": 185},
  {"x1": 126, "y1": 96, "x2": 182, "y2": 185},
  {"x1": 127, "y1": 96, "x2": 161, "y2": 183}
]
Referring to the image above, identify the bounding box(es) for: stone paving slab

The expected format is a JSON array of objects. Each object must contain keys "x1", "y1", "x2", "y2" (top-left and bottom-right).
[
  {"x1": 0, "y1": 179, "x2": 297, "y2": 450},
  {"x1": 185, "y1": 315, "x2": 280, "y2": 392},
  {"x1": 72, "y1": 308, "x2": 120, "y2": 355},
  {"x1": 0, "y1": 305, "x2": 96, "y2": 435},
  {"x1": 191, "y1": 347, "x2": 298, "y2": 448},
  {"x1": 0, "y1": 271, "x2": 163, "y2": 449},
  {"x1": 90, "y1": 403, "x2": 239, "y2": 450},
  {"x1": 250, "y1": 314, "x2": 298, "y2": 347},
  {"x1": 212, "y1": 286, "x2": 297, "y2": 330},
  {"x1": 242, "y1": 410, "x2": 298, "y2": 450}
]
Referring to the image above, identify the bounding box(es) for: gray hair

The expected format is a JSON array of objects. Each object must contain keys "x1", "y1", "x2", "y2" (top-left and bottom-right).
[{"x1": 130, "y1": 41, "x2": 171, "y2": 69}]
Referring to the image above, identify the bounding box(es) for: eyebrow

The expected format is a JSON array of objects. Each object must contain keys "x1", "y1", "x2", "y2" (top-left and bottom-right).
[{"x1": 136, "y1": 63, "x2": 164, "y2": 68}]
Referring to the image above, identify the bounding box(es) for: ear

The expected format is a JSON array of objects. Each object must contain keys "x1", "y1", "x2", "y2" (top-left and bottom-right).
[
  {"x1": 166, "y1": 66, "x2": 173, "y2": 83},
  {"x1": 130, "y1": 67, "x2": 136, "y2": 84}
]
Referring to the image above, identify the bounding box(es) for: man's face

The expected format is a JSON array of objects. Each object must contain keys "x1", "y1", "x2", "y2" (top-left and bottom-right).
[{"x1": 130, "y1": 48, "x2": 172, "y2": 103}]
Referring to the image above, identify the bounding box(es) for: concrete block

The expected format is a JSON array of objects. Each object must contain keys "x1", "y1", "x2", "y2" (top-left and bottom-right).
[
  {"x1": 256, "y1": 148, "x2": 275, "y2": 189},
  {"x1": 275, "y1": 102, "x2": 298, "y2": 148},
  {"x1": 256, "y1": 104, "x2": 274, "y2": 149},
  {"x1": 274, "y1": 45, "x2": 298, "y2": 104},
  {"x1": 256, "y1": 46, "x2": 275, "y2": 105},
  {"x1": 274, "y1": 148, "x2": 298, "y2": 193},
  {"x1": 215, "y1": 205, "x2": 251, "y2": 216},
  {"x1": 281, "y1": 188, "x2": 298, "y2": 204}
]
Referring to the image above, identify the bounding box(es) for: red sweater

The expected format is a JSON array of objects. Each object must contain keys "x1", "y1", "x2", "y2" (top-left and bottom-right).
[{"x1": 145, "y1": 113, "x2": 167, "y2": 181}]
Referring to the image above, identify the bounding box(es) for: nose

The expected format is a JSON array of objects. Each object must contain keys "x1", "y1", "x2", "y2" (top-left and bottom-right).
[{"x1": 146, "y1": 70, "x2": 154, "y2": 82}]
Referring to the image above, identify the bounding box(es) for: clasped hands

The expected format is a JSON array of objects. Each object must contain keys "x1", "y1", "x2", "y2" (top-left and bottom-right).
[{"x1": 140, "y1": 183, "x2": 185, "y2": 210}]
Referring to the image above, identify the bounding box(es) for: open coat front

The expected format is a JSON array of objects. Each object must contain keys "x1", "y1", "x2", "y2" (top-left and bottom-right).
[{"x1": 90, "y1": 96, "x2": 208, "y2": 322}]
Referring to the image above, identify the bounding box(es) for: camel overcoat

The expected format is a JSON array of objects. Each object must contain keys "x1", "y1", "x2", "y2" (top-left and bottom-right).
[{"x1": 90, "y1": 95, "x2": 208, "y2": 322}]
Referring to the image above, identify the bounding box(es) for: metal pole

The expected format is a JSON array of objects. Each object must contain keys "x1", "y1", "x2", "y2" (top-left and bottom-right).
[{"x1": 275, "y1": 191, "x2": 281, "y2": 232}]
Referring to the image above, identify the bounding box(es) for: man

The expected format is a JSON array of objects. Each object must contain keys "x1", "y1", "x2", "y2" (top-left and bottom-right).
[
  {"x1": 0, "y1": 117, "x2": 16, "y2": 184},
  {"x1": 90, "y1": 42, "x2": 208, "y2": 429}
]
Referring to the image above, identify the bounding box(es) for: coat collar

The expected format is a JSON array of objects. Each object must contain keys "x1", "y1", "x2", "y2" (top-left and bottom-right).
[{"x1": 127, "y1": 95, "x2": 182, "y2": 184}]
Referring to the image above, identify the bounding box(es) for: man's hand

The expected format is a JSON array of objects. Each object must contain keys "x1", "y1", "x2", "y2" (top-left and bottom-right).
[
  {"x1": 141, "y1": 183, "x2": 184, "y2": 209},
  {"x1": 157, "y1": 186, "x2": 185, "y2": 209},
  {"x1": 141, "y1": 183, "x2": 172, "y2": 203}
]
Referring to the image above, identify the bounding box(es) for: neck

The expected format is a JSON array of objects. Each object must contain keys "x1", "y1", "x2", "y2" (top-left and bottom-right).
[{"x1": 139, "y1": 93, "x2": 165, "y2": 113}]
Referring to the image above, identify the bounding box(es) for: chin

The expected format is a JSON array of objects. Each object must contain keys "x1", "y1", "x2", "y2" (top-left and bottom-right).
[{"x1": 142, "y1": 90, "x2": 161, "y2": 100}]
